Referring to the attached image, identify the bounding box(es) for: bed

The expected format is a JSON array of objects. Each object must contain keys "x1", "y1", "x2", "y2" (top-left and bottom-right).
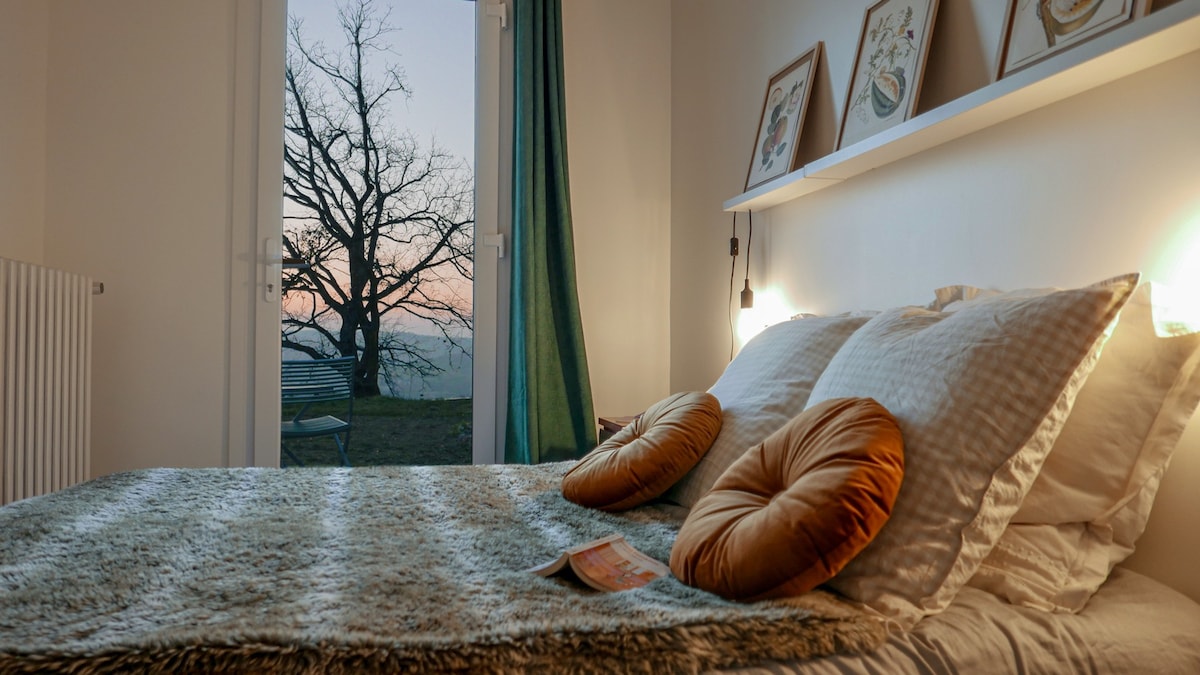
[{"x1": 3, "y1": 274, "x2": 1200, "y2": 673}]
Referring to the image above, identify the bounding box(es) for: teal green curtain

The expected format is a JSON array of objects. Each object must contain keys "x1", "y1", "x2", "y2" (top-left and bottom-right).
[{"x1": 505, "y1": 0, "x2": 597, "y2": 464}]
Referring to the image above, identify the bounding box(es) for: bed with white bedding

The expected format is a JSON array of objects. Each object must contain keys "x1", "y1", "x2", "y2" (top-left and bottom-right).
[
  {"x1": 3, "y1": 274, "x2": 1200, "y2": 673},
  {"x1": 738, "y1": 568, "x2": 1200, "y2": 674}
]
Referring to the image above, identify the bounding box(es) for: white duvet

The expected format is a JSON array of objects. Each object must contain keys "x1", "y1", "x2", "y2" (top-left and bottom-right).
[{"x1": 729, "y1": 567, "x2": 1200, "y2": 675}]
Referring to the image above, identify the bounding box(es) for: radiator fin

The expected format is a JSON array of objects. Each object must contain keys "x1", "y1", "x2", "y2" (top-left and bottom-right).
[{"x1": 1, "y1": 258, "x2": 92, "y2": 505}]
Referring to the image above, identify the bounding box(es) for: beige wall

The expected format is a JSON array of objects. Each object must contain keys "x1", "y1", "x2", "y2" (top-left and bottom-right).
[
  {"x1": 669, "y1": 0, "x2": 868, "y2": 393},
  {"x1": 669, "y1": 0, "x2": 1200, "y2": 600},
  {"x1": 563, "y1": 0, "x2": 673, "y2": 420},
  {"x1": 42, "y1": 1, "x2": 238, "y2": 474},
  {"x1": 15, "y1": 1, "x2": 282, "y2": 476},
  {"x1": 0, "y1": 0, "x2": 48, "y2": 264}
]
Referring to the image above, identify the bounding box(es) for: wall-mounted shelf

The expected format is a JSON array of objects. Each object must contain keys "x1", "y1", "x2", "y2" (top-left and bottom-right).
[{"x1": 724, "y1": 1, "x2": 1200, "y2": 213}]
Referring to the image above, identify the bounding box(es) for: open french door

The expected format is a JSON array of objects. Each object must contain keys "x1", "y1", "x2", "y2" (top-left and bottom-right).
[{"x1": 244, "y1": 0, "x2": 511, "y2": 467}]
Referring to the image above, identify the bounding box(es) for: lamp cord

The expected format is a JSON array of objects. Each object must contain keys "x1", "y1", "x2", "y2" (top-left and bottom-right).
[
  {"x1": 745, "y1": 210, "x2": 753, "y2": 284},
  {"x1": 728, "y1": 212, "x2": 738, "y2": 361}
]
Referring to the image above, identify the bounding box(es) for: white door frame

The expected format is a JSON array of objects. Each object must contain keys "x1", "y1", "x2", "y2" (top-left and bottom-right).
[
  {"x1": 232, "y1": 0, "x2": 285, "y2": 468},
  {"x1": 473, "y1": 0, "x2": 514, "y2": 464},
  {"x1": 252, "y1": 0, "x2": 287, "y2": 467},
  {"x1": 242, "y1": 0, "x2": 503, "y2": 467}
]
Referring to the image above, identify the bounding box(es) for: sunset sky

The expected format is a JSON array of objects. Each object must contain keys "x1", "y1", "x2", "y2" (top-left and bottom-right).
[
  {"x1": 282, "y1": 0, "x2": 476, "y2": 343},
  {"x1": 286, "y1": 0, "x2": 475, "y2": 163}
]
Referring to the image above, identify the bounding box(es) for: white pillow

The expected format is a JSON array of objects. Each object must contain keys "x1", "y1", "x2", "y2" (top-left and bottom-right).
[
  {"x1": 664, "y1": 314, "x2": 871, "y2": 508},
  {"x1": 968, "y1": 282, "x2": 1200, "y2": 611},
  {"x1": 809, "y1": 273, "x2": 1139, "y2": 627}
]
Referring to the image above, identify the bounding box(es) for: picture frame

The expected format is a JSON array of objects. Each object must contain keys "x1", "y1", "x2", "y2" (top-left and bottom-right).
[
  {"x1": 997, "y1": 0, "x2": 1148, "y2": 78},
  {"x1": 744, "y1": 43, "x2": 823, "y2": 192},
  {"x1": 836, "y1": 0, "x2": 940, "y2": 151}
]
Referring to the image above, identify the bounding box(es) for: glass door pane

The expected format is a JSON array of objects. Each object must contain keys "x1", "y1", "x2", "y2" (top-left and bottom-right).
[{"x1": 281, "y1": 0, "x2": 477, "y2": 466}]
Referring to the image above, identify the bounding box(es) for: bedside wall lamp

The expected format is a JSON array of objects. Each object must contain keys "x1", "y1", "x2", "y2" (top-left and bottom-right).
[
  {"x1": 736, "y1": 287, "x2": 796, "y2": 346},
  {"x1": 728, "y1": 210, "x2": 755, "y2": 359},
  {"x1": 740, "y1": 210, "x2": 754, "y2": 309},
  {"x1": 1150, "y1": 207, "x2": 1200, "y2": 335}
]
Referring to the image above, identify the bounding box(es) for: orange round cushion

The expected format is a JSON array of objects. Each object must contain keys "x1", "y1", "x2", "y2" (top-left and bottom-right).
[
  {"x1": 670, "y1": 397, "x2": 904, "y2": 601},
  {"x1": 562, "y1": 392, "x2": 722, "y2": 512}
]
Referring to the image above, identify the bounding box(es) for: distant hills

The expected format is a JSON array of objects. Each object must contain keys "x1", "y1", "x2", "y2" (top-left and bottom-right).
[
  {"x1": 381, "y1": 333, "x2": 472, "y2": 400},
  {"x1": 284, "y1": 330, "x2": 472, "y2": 400}
]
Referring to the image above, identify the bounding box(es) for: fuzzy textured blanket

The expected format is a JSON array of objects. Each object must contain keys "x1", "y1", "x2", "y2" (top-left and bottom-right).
[{"x1": 0, "y1": 463, "x2": 885, "y2": 673}]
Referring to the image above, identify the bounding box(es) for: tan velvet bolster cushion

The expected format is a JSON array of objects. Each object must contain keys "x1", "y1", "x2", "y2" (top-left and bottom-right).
[
  {"x1": 670, "y1": 397, "x2": 904, "y2": 601},
  {"x1": 562, "y1": 392, "x2": 722, "y2": 512}
]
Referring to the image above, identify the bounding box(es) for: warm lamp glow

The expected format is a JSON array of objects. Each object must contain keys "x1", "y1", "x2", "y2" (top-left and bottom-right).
[
  {"x1": 1148, "y1": 283, "x2": 1200, "y2": 337},
  {"x1": 736, "y1": 287, "x2": 796, "y2": 346},
  {"x1": 1150, "y1": 207, "x2": 1200, "y2": 335}
]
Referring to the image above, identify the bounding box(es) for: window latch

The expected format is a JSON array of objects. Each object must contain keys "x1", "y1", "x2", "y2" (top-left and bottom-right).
[
  {"x1": 486, "y1": 2, "x2": 508, "y2": 30},
  {"x1": 483, "y1": 233, "x2": 506, "y2": 259}
]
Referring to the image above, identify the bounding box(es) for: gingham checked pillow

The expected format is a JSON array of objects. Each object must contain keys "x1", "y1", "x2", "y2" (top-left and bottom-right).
[
  {"x1": 967, "y1": 281, "x2": 1200, "y2": 611},
  {"x1": 664, "y1": 314, "x2": 872, "y2": 508},
  {"x1": 808, "y1": 273, "x2": 1139, "y2": 627}
]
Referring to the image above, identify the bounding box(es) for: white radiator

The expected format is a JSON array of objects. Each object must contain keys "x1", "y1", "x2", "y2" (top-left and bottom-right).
[{"x1": 0, "y1": 258, "x2": 94, "y2": 505}]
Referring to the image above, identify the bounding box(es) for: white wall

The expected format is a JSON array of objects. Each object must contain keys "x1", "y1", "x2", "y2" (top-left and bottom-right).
[
  {"x1": 669, "y1": 0, "x2": 864, "y2": 393},
  {"x1": 42, "y1": 1, "x2": 236, "y2": 474},
  {"x1": 33, "y1": 0, "x2": 280, "y2": 476},
  {"x1": 670, "y1": 0, "x2": 1200, "y2": 600},
  {"x1": 563, "y1": 0, "x2": 673, "y2": 421},
  {"x1": 0, "y1": 0, "x2": 48, "y2": 264}
]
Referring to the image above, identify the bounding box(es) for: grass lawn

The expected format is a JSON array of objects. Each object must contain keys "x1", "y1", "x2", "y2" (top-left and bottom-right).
[{"x1": 282, "y1": 397, "x2": 472, "y2": 467}]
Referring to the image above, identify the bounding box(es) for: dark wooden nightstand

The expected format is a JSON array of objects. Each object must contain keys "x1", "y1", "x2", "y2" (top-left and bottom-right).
[{"x1": 597, "y1": 415, "x2": 638, "y2": 443}]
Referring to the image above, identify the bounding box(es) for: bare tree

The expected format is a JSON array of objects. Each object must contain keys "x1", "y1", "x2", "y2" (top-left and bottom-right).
[{"x1": 283, "y1": 0, "x2": 473, "y2": 396}]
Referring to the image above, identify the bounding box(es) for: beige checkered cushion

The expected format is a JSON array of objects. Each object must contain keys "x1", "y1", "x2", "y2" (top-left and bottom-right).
[
  {"x1": 968, "y1": 282, "x2": 1200, "y2": 611},
  {"x1": 664, "y1": 315, "x2": 871, "y2": 508},
  {"x1": 809, "y1": 273, "x2": 1139, "y2": 627}
]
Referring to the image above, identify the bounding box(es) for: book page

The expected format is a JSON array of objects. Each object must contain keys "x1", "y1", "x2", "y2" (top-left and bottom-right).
[{"x1": 568, "y1": 537, "x2": 670, "y2": 592}]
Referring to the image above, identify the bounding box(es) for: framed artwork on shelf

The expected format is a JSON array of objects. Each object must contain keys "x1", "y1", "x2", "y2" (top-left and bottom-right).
[
  {"x1": 744, "y1": 42, "x2": 824, "y2": 192},
  {"x1": 997, "y1": 0, "x2": 1148, "y2": 78},
  {"x1": 837, "y1": 0, "x2": 940, "y2": 151}
]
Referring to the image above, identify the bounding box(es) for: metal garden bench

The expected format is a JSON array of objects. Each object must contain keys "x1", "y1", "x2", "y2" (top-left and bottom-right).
[{"x1": 281, "y1": 356, "x2": 356, "y2": 467}]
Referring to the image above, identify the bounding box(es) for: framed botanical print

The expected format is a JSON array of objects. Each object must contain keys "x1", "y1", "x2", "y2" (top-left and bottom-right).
[
  {"x1": 837, "y1": 0, "x2": 940, "y2": 151},
  {"x1": 998, "y1": 0, "x2": 1147, "y2": 78},
  {"x1": 744, "y1": 43, "x2": 823, "y2": 191}
]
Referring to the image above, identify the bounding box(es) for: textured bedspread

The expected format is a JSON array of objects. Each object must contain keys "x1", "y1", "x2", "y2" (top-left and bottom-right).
[{"x1": 0, "y1": 463, "x2": 885, "y2": 673}]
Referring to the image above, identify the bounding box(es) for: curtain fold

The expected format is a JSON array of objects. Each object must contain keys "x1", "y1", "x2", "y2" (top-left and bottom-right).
[{"x1": 505, "y1": 0, "x2": 597, "y2": 464}]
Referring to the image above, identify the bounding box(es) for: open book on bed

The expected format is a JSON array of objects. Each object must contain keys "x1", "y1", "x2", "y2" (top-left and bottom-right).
[{"x1": 528, "y1": 534, "x2": 670, "y2": 592}]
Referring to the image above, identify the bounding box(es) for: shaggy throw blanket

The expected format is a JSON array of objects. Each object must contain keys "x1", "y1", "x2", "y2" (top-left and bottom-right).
[{"x1": 0, "y1": 463, "x2": 886, "y2": 673}]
